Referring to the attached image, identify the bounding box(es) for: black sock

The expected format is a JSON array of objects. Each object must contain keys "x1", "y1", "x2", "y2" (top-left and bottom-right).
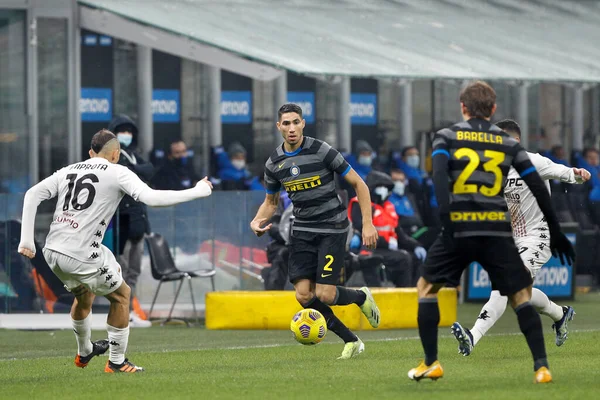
[
  {"x1": 418, "y1": 298, "x2": 440, "y2": 366},
  {"x1": 304, "y1": 296, "x2": 358, "y2": 343},
  {"x1": 515, "y1": 302, "x2": 548, "y2": 371},
  {"x1": 334, "y1": 287, "x2": 367, "y2": 306}
]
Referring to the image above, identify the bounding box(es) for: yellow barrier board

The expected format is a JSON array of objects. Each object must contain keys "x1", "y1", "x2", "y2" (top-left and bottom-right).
[{"x1": 205, "y1": 288, "x2": 457, "y2": 330}]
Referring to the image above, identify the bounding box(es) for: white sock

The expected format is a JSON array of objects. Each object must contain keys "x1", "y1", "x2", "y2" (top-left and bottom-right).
[
  {"x1": 107, "y1": 324, "x2": 129, "y2": 365},
  {"x1": 470, "y1": 290, "x2": 508, "y2": 346},
  {"x1": 530, "y1": 288, "x2": 564, "y2": 321},
  {"x1": 72, "y1": 313, "x2": 93, "y2": 357}
]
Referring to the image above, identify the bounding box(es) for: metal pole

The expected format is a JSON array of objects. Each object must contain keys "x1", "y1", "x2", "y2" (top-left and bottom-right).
[
  {"x1": 337, "y1": 76, "x2": 351, "y2": 152},
  {"x1": 592, "y1": 85, "x2": 600, "y2": 147},
  {"x1": 273, "y1": 72, "x2": 287, "y2": 146},
  {"x1": 137, "y1": 45, "x2": 153, "y2": 156},
  {"x1": 27, "y1": 11, "x2": 39, "y2": 184},
  {"x1": 399, "y1": 80, "x2": 413, "y2": 147},
  {"x1": 68, "y1": 0, "x2": 81, "y2": 164},
  {"x1": 206, "y1": 65, "x2": 222, "y2": 147},
  {"x1": 573, "y1": 86, "x2": 584, "y2": 151},
  {"x1": 516, "y1": 84, "x2": 529, "y2": 149}
]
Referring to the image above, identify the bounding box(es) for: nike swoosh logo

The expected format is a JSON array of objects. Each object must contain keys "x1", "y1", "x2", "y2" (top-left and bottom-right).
[
  {"x1": 321, "y1": 274, "x2": 332, "y2": 278},
  {"x1": 519, "y1": 247, "x2": 528, "y2": 254},
  {"x1": 278, "y1": 162, "x2": 285, "y2": 169}
]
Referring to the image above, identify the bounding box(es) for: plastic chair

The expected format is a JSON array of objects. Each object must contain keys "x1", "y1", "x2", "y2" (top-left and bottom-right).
[{"x1": 145, "y1": 233, "x2": 216, "y2": 325}]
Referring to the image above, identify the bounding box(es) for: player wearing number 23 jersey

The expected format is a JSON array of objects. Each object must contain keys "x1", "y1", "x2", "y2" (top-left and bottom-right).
[{"x1": 409, "y1": 81, "x2": 574, "y2": 384}]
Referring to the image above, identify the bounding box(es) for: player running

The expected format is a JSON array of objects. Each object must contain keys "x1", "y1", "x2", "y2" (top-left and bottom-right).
[
  {"x1": 451, "y1": 119, "x2": 590, "y2": 357},
  {"x1": 18, "y1": 129, "x2": 213, "y2": 373},
  {"x1": 408, "y1": 81, "x2": 574, "y2": 384},
  {"x1": 250, "y1": 103, "x2": 380, "y2": 359}
]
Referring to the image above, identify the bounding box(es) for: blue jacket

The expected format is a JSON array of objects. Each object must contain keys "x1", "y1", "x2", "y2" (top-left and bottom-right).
[
  {"x1": 541, "y1": 151, "x2": 570, "y2": 167},
  {"x1": 389, "y1": 193, "x2": 416, "y2": 217},
  {"x1": 345, "y1": 153, "x2": 371, "y2": 181},
  {"x1": 393, "y1": 156, "x2": 424, "y2": 185},
  {"x1": 574, "y1": 152, "x2": 600, "y2": 201},
  {"x1": 216, "y1": 150, "x2": 263, "y2": 191}
]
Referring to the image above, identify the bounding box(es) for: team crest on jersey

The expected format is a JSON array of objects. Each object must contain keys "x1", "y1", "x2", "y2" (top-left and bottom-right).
[{"x1": 290, "y1": 165, "x2": 300, "y2": 177}]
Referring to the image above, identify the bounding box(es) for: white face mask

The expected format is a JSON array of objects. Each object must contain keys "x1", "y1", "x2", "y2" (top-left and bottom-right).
[
  {"x1": 231, "y1": 159, "x2": 246, "y2": 170},
  {"x1": 117, "y1": 133, "x2": 132, "y2": 148},
  {"x1": 393, "y1": 181, "x2": 405, "y2": 196},
  {"x1": 406, "y1": 155, "x2": 420, "y2": 169},
  {"x1": 374, "y1": 186, "x2": 389, "y2": 200},
  {"x1": 358, "y1": 155, "x2": 372, "y2": 166}
]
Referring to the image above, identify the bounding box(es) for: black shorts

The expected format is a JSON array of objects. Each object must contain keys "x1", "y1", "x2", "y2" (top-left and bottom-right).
[
  {"x1": 421, "y1": 235, "x2": 533, "y2": 296},
  {"x1": 288, "y1": 230, "x2": 347, "y2": 285}
]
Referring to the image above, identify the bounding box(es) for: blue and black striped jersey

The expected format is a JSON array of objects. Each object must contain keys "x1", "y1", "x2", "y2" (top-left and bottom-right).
[
  {"x1": 263, "y1": 137, "x2": 350, "y2": 234},
  {"x1": 432, "y1": 118, "x2": 537, "y2": 238}
]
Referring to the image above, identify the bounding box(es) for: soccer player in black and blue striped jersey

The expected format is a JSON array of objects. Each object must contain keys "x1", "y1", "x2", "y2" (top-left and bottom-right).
[
  {"x1": 407, "y1": 81, "x2": 575, "y2": 384},
  {"x1": 250, "y1": 103, "x2": 380, "y2": 359}
]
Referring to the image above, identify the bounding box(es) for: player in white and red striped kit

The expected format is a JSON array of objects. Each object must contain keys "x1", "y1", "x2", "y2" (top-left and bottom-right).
[{"x1": 452, "y1": 119, "x2": 591, "y2": 356}]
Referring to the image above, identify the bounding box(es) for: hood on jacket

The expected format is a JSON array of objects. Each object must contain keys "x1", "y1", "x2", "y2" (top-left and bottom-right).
[
  {"x1": 355, "y1": 140, "x2": 373, "y2": 155},
  {"x1": 366, "y1": 170, "x2": 394, "y2": 192},
  {"x1": 108, "y1": 114, "x2": 139, "y2": 147},
  {"x1": 228, "y1": 142, "x2": 247, "y2": 158}
]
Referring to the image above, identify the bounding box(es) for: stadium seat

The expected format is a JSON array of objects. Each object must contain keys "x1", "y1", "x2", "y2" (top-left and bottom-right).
[{"x1": 145, "y1": 233, "x2": 216, "y2": 325}]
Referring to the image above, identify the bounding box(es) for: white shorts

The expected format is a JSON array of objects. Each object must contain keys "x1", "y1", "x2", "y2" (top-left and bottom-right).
[
  {"x1": 42, "y1": 245, "x2": 123, "y2": 296},
  {"x1": 515, "y1": 238, "x2": 552, "y2": 278}
]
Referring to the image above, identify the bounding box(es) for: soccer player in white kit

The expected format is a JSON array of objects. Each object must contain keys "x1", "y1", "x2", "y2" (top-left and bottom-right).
[
  {"x1": 451, "y1": 119, "x2": 591, "y2": 356},
  {"x1": 17, "y1": 130, "x2": 213, "y2": 373}
]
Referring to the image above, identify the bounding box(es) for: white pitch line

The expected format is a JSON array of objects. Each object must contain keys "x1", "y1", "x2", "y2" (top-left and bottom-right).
[{"x1": 1, "y1": 328, "x2": 599, "y2": 362}]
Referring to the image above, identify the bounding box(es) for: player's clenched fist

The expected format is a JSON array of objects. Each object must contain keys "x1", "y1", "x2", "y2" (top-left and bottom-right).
[
  {"x1": 250, "y1": 218, "x2": 272, "y2": 237},
  {"x1": 361, "y1": 222, "x2": 378, "y2": 250},
  {"x1": 18, "y1": 245, "x2": 35, "y2": 259}
]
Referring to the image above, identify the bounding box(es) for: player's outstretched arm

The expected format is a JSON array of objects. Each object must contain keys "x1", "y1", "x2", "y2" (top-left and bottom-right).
[
  {"x1": 513, "y1": 148, "x2": 575, "y2": 264},
  {"x1": 250, "y1": 193, "x2": 279, "y2": 237},
  {"x1": 18, "y1": 174, "x2": 60, "y2": 259},
  {"x1": 136, "y1": 177, "x2": 212, "y2": 206},
  {"x1": 343, "y1": 168, "x2": 377, "y2": 249},
  {"x1": 533, "y1": 154, "x2": 591, "y2": 184},
  {"x1": 119, "y1": 166, "x2": 212, "y2": 207}
]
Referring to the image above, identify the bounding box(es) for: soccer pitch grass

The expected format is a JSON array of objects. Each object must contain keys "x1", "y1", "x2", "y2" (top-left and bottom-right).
[{"x1": 1, "y1": 293, "x2": 599, "y2": 400}]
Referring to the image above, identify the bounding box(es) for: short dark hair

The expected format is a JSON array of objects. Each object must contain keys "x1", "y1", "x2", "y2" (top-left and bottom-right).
[
  {"x1": 496, "y1": 119, "x2": 521, "y2": 137},
  {"x1": 459, "y1": 81, "x2": 496, "y2": 119},
  {"x1": 278, "y1": 103, "x2": 303, "y2": 120},
  {"x1": 91, "y1": 129, "x2": 117, "y2": 153},
  {"x1": 583, "y1": 147, "x2": 599, "y2": 158},
  {"x1": 401, "y1": 146, "x2": 418, "y2": 157}
]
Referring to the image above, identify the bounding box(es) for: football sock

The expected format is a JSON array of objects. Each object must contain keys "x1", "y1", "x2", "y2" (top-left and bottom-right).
[
  {"x1": 304, "y1": 296, "x2": 358, "y2": 343},
  {"x1": 530, "y1": 288, "x2": 564, "y2": 321},
  {"x1": 471, "y1": 290, "x2": 508, "y2": 345},
  {"x1": 107, "y1": 324, "x2": 130, "y2": 365},
  {"x1": 418, "y1": 297, "x2": 440, "y2": 366},
  {"x1": 72, "y1": 313, "x2": 93, "y2": 357},
  {"x1": 515, "y1": 301, "x2": 548, "y2": 371},
  {"x1": 333, "y1": 287, "x2": 366, "y2": 306}
]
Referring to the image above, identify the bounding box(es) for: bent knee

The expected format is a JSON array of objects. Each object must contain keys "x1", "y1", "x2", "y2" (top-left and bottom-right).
[
  {"x1": 295, "y1": 290, "x2": 313, "y2": 306},
  {"x1": 315, "y1": 285, "x2": 337, "y2": 305},
  {"x1": 107, "y1": 282, "x2": 131, "y2": 304}
]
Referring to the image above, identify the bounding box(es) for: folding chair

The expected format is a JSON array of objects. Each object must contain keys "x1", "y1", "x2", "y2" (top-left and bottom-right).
[{"x1": 145, "y1": 233, "x2": 216, "y2": 325}]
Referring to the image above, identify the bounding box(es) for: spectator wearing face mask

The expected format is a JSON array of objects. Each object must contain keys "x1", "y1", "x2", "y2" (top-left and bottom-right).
[
  {"x1": 217, "y1": 142, "x2": 263, "y2": 191},
  {"x1": 107, "y1": 114, "x2": 154, "y2": 328},
  {"x1": 348, "y1": 171, "x2": 427, "y2": 287},
  {"x1": 393, "y1": 146, "x2": 439, "y2": 227},
  {"x1": 346, "y1": 140, "x2": 374, "y2": 181},
  {"x1": 151, "y1": 139, "x2": 199, "y2": 191},
  {"x1": 389, "y1": 169, "x2": 423, "y2": 234},
  {"x1": 574, "y1": 147, "x2": 600, "y2": 225}
]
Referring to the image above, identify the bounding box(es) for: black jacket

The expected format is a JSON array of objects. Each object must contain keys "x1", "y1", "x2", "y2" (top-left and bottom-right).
[
  {"x1": 151, "y1": 159, "x2": 199, "y2": 191},
  {"x1": 108, "y1": 115, "x2": 154, "y2": 232}
]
